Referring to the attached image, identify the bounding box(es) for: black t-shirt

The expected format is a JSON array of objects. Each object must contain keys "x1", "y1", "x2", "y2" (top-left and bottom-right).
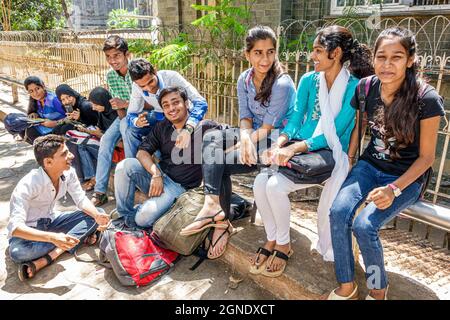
[
  {"x1": 138, "y1": 119, "x2": 222, "y2": 189},
  {"x1": 351, "y1": 76, "x2": 445, "y2": 179}
]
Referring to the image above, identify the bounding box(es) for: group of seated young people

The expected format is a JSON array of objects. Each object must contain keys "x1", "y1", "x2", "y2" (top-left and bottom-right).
[{"x1": 7, "y1": 25, "x2": 444, "y2": 300}]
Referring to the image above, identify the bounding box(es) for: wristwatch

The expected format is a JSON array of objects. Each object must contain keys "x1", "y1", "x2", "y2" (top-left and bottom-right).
[
  {"x1": 388, "y1": 184, "x2": 402, "y2": 197},
  {"x1": 185, "y1": 124, "x2": 194, "y2": 135}
]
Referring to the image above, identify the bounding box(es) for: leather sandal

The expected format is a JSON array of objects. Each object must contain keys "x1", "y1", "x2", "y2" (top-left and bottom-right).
[
  {"x1": 205, "y1": 221, "x2": 236, "y2": 260},
  {"x1": 366, "y1": 285, "x2": 389, "y2": 300},
  {"x1": 179, "y1": 210, "x2": 227, "y2": 236},
  {"x1": 249, "y1": 247, "x2": 273, "y2": 275},
  {"x1": 91, "y1": 192, "x2": 108, "y2": 206},
  {"x1": 18, "y1": 253, "x2": 53, "y2": 281},
  {"x1": 327, "y1": 283, "x2": 359, "y2": 300},
  {"x1": 261, "y1": 248, "x2": 294, "y2": 278},
  {"x1": 81, "y1": 178, "x2": 96, "y2": 191}
]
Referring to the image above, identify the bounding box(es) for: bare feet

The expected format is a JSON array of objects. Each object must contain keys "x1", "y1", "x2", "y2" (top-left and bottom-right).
[
  {"x1": 265, "y1": 243, "x2": 291, "y2": 273},
  {"x1": 180, "y1": 195, "x2": 225, "y2": 234},
  {"x1": 249, "y1": 240, "x2": 275, "y2": 267}
]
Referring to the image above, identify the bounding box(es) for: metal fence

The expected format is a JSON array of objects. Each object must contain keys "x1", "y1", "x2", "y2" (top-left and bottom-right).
[{"x1": 0, "y1": 16, "x2": 449, "y2": 205}]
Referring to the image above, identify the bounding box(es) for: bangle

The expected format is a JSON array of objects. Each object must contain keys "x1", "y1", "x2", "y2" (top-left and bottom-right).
[{"x1": 152, "y1": 173, "x2": 162, "y2": 178}]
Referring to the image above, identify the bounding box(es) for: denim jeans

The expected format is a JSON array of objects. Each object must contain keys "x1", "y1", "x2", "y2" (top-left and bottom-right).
[
  {"x1": 94, "y1": 117, "x2": 125, "y2": 194},
  {"x1": 202, "y1": 128, "x2": 270, "y2": 219},
  {"x1": 329, "y1": 160, "x2": 422, "y2": 290},
  {"x1": 78, "y1": 143, "x2": 99, "y2": 180},
  {"x1": 120, "y1": 111, "x2": 164, "y2": 159},
  {"x1": 114, "y1": 158, "x2": 186, "y2": 228},
  {"x1": 8, "y1": 209, "x2": 102, "y2": 263}
]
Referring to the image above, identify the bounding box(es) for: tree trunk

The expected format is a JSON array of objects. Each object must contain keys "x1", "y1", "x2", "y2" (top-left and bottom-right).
[{"x1": 60, "y1": 0, "x2": 74, "y2": 29}]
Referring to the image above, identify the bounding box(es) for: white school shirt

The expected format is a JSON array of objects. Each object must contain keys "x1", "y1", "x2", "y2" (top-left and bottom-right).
[{"x1": 7, "y1": 166, "x2": 90, "y2": 239}]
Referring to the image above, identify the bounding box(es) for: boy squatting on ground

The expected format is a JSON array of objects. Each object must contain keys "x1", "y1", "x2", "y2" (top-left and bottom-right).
[{"x1": 7, "y1": 134, "x2": 110, "y2": 281}]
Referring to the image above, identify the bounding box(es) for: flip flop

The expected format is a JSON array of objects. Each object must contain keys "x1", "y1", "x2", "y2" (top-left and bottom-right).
[
  {"x1": 249, "y1": 247, "x2": 273, "y2": 275},
  {"x1": 205, "y1": 221, "x2": 236, "y2": 260},
  {"x1": 179, "y1": 210, "x2": 228, "y2": 236},
  {"x1": 18, "y1": 253, "x2": 53, "y2": 281},
  {"x1": 261, "y1": 249, "x2": 294, "y2": 278}
]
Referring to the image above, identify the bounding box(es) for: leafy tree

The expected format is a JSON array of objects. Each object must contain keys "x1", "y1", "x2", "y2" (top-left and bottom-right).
[
  {"x1": 107, "y1": 8, "x2": 139, "y2": 30},
  {"x1": 9, "y1": 0, "x2": 65, "y2": 30}
]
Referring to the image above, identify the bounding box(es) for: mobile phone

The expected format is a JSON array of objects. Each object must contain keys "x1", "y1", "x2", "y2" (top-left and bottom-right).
[{"x1": 65, "y1": 105, "x2": 74, "y2": 114}]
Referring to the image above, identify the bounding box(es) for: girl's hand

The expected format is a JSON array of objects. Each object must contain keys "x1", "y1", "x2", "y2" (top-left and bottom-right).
[
  {"x1": 90, "y1": 126, "x2": 103, "y2": 138},
  {"x1": 366, "y1": 186, "x2": 395, "y2": 210},
  {"x1": 239, "y1": 133, "x2": 257, "y2": 166},
  {"x1": 68, "y1": 109, "x2": 80, "y2": 121},
  {"x1": 42, "y1": 120, "x2": 57, "y2": 127},
  {"x1": 271, "y1": 145, "x2": 295, "y2": 166}
]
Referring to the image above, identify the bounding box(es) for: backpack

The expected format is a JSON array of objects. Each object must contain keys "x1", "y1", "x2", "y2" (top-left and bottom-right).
[
  {"x1": 97, "y1": 222, "x2": 179, "y2": 287},
  {"x1": 4, "y1": 113, "x2": 36, "y2": 135},
  {"x1": 356, "y1": 75, "x2": 432, "y2": 199}
]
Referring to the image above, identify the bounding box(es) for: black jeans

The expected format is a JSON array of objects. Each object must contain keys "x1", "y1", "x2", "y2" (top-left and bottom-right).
[{"x1": 202, "y1": 128, "x2": 270, "y2": 219}]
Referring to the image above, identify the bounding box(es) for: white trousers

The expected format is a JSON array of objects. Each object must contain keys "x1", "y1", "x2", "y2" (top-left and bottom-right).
[{"x1": 253, "y1": 169, "x2": 315, "y2": 245}]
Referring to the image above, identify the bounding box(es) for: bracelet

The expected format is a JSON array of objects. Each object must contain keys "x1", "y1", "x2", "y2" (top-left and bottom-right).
[{"x1": 152, "y1": 173, "x2": 162, "y2": 178}]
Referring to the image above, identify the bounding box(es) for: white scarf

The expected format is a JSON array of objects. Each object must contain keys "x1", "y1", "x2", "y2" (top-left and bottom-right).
[{"x1": 312, "y1": 67, "x2": 350, "y2": 262}]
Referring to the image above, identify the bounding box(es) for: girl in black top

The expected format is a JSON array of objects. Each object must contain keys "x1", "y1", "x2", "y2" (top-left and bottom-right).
[
  {"x1": 326, "y1": 27, "x2": 445, "y2": 300},
  {"x1": 53, "y1": 84, "x2": 99, "y2": 134},
  {"x1": 75, "y1": 87, "x2": 118, "y2": 191}
]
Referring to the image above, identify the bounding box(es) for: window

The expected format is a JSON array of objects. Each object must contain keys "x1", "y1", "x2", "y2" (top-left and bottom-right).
[{"x1": 331, "y1": 0, "x2": 450, "y2": 15}]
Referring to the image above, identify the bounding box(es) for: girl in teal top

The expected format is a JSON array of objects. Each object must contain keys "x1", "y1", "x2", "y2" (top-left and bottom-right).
[
  {"x1": 281, "y1": 71, "x2": 358, "y2": 153},
  {"x1": 250, "y1": 26, "x2": 374, "y2": 277}
]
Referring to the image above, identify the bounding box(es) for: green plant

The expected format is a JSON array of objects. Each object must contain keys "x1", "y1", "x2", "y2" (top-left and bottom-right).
[
  {"x1": 107, "y1": 8, "x2": 139, "y2": 30},
  {"x1": 191, "y1": 0, "x2": 255, "y2": 50},
  {"x1": 148, "y1": 33, "x2": 193, "y2": 71},
  {"x1": 128, "y1": 39, "x2": 156, "y2": 58},
  {"x1": 9, "y1": 0, "x2": 65, "y2": 31}
]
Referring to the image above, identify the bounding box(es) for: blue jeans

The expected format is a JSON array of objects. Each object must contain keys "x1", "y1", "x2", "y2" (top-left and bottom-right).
[
  {"x1": 8, "y1": 209, "x2": 102, "y2": 263},
  {"x1": 78, "y1": 143, "x2": 99, "y2": 180},
  {"x1": 120, "y1": 111, "x2": 164, "y2": 159},
  {"x1": 114, "y1": 158, "x2": 186, "y2": 228},
  {"x1": 329, "y1": 160, "x2": 421, "y2": 290},
  {"x1": 94, "y1": 117, "x2": 126, "y2": 194}
]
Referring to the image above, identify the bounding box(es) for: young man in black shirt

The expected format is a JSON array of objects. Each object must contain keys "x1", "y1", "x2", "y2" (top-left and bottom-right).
[{"x1": 114, "y1": 87, "x2": 220, "y2": 228}]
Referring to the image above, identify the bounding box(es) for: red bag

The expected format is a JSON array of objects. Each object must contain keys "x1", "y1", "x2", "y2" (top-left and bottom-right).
[
  {"x1": 99, "y1": 228, "x2": 179, "y2": 287},
  {"x1": 112, "y1": 146, "x2": 125, "y2": 163}
]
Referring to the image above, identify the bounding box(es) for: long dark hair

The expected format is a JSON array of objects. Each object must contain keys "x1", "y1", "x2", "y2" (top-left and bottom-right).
[
  {"x1": 315, "y1": 25, "x2": 374, "y2": 79},
  {"x1": 24, "y1": 76, "x2": 46, "y2": 115},
  {"x1": 373, "y1": 27, "x2": 423, "y2": 159},
  {"x1": 245, "y1": 26, "x2": 286, "y2": 107}
]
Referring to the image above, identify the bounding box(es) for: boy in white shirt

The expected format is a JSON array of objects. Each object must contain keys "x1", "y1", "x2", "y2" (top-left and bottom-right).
[{"x1": 8, "y1": 134, "x2": 110, "y2": 281}]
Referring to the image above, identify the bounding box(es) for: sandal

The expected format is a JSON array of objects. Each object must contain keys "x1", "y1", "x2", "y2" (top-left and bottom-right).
[
  {"x1": 179, "y1": 210, "x2": 228, "y2": 236},
  {"x1": 205, "y1": 221, "x2": 236, "y2": 260},
  {"x1": 365, "y1": 285, "x2": 389, "y2": 300},
  {"x1": 261, "y1": 248, "x2": 294, "y2": 278},
  {"x1": 81, "y1": 178, "x2": 96, "y2": 191},
  {"x1": 83, "y1": 230, "x2": 100, "y2": 246},
  {"x1": 327, "y1": 283, "x2": 359, "y2": 300},
  {"x1": 18, "y1": 253, "x2": 53, "y2": 281},
  {"x1": 91, "y1": 192, "x2": 108, "y2": 206},
  {"x1": 249, "y1": 247, "x2": 272, "y2": 275}
]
